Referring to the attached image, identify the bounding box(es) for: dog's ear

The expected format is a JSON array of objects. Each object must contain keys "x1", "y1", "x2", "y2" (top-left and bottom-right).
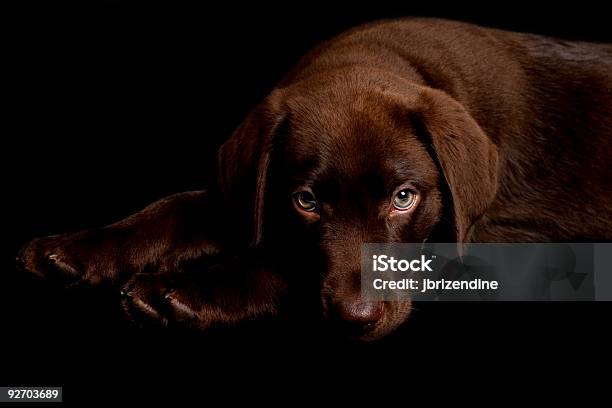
[
  {"x1": 217, "y1": 91, "x2": 286, "y2": 248},
  {"x1": 414, "y1": 87, "x2": 499, "y2": 243}
]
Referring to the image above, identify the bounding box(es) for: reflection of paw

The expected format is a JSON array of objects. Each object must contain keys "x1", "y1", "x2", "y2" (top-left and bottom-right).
[
  {"x1": 121, "y1": 273, "x2": 203, "y2": 329},
  {"x1": 16, "y1": 233, "x2": 110, "y2": 287}
]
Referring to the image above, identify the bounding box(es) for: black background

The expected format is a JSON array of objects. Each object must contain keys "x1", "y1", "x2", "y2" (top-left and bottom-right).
[{"x1": 2, "y1": 1, "x2": 610, "y2": 403}]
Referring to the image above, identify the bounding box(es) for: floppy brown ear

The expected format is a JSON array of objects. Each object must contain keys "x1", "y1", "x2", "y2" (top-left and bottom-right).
[
  {"x1": 217, "y1": 91, "x2": 286, "y2": 248},
  {"x1": 415, "y1": 87, "x2": 499, "y2": 243}
]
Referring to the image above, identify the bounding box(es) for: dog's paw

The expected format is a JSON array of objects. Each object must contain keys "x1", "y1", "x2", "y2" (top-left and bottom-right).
[
  {"x1": 121, "y1": 273, "x2": 204, "y2": 329},
  {"x1": 16, "y1": 232, "x2": 117, "y2": 287}
]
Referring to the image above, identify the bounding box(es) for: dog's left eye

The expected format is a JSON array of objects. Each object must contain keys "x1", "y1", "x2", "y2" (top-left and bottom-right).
[
  {"x1": 294, "y1": 191, "x2": 318, "y2": 212},
  {"x1": 393, "y1": 189, "x2": 416, "y2": 210}
]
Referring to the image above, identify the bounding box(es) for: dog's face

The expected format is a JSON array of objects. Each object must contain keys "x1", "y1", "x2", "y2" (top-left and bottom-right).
[
  {"x1": 219, "y1": 70, "x2": 499, "y2": 340},
  {"x1": 267, "y1": 88, "x2": 444, "y2": 340}
]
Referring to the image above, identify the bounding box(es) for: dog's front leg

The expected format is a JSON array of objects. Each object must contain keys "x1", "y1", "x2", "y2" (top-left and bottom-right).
[
  {"x1": 120, "y1": 254, "x2": 286, "y2": 329},
  {"x1": 17, "y1": 191, "x2": 224, "y2": 287},
  {"x1": 17, "y1": 190, "x2": 287, "y2": 329}
]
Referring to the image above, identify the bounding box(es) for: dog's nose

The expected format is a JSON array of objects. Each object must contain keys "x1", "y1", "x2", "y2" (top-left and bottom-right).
[{"x1": 335, "y1": 299, "x2": 383, "y2": 327}]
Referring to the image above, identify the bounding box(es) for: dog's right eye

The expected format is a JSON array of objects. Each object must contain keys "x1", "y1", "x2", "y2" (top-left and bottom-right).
[{"x1": 293, "y1": 191, "x2": 318, "y2": 212}]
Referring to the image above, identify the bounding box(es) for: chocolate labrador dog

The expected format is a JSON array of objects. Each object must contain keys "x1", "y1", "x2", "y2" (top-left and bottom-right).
[{"x1": 18, "y1": 18, "x2": 612, "y2": 340}]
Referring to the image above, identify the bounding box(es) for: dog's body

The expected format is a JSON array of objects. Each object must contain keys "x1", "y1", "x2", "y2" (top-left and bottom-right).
[
  {"x1": 19, "y1": 19, "x2": 612, "y2": 340},
  {"x1": 278, "y1": 18, "x2": 612, "y2": 242}
]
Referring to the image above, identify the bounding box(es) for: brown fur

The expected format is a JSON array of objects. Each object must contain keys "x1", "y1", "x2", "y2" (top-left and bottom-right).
[{"x1": 18, "y1": 19, "x2": 612, "y2": 340}]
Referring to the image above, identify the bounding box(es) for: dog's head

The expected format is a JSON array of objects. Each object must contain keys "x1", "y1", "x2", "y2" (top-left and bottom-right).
[{"x1": 218, "y1": 69, "x2": 498, "y2": 340}]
